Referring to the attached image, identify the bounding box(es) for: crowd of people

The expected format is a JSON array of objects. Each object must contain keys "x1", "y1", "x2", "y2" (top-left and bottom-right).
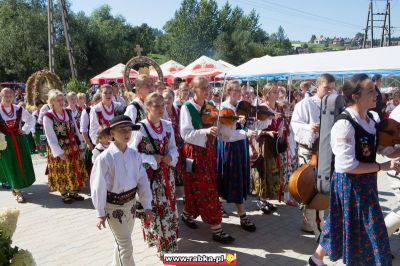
[{"x1": 1, "y1": 72, "x2": 400, "y2": 265}]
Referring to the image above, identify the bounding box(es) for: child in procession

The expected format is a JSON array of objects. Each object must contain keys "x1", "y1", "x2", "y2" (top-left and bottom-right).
[{"x1": 91, "y1": 115, "x2": 153, "y2": 266}]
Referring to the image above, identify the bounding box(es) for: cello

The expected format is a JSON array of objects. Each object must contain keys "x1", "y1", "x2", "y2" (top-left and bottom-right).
[{"x1": 288, "y1": 154, "x2": 329, "y2": 210}]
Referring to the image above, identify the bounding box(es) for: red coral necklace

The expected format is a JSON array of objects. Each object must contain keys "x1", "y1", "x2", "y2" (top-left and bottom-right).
[
  {"x1": 1, "y1": 104, "x2": 14, "y2": 118},
  {"x1": 147, "y1": 117, "x2": 163, "y2": 134},
  {"x1": 102, "y1": 102, "x2": 114, "y2": 116}
]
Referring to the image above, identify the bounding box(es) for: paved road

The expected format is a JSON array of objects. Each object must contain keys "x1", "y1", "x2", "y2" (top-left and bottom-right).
[{"x1": 1, "y1": 155, "x2": 400, "y2": 266}]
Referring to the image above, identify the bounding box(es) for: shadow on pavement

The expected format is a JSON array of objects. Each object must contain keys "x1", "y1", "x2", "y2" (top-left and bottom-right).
[{"x1": 0, "y1": 184, "x2": 94, "y2": 209}]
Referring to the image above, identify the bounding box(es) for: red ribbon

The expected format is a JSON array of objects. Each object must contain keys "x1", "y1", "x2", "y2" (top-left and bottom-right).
[
  {"x1": 66, "y1": 124, "x2": 82, "y2": 187},
  {"x1": 6, "y1": 128, "x2": 24, "y2": 177},
  {"x1": 160, "y1": 162, "x2": 175, "y2": 211}
]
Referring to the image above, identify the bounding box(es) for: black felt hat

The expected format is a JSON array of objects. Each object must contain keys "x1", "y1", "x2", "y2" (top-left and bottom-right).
[
  {"x1": 173, "y1": 77, "x2": 183, "y2": 85},
  {"x1": 105, "y1": 115, "x2": 140, "y2": 134},
  {"x1": 107, "y1": 80, "x2": 117, "y2": 86}
]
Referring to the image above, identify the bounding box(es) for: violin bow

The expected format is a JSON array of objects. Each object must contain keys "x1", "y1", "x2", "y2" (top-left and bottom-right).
[
  {"x1": 216, "y1": 74, "x2": 227, "y2": 129},
  {"x1": 255, "y1": 81, "x2": 259, "y2": 131}
]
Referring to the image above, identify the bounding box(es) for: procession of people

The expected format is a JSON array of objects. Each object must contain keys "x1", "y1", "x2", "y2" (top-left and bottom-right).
[{"x1": 2, "y1": 71, "x2": 400, "y2": 266}]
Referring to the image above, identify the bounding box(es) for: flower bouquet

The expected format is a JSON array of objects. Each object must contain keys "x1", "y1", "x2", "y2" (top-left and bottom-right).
[
  {"x1": 0, "y1": 208, "x2": 36, "y2": 266},
  {"x1": 0, "y1": 132, "x2": 6, "y2": 159}
]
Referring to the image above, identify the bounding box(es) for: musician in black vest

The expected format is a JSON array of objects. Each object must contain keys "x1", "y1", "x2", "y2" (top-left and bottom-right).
[
  {"x1": 309, "y1": 73, "x2": 400, "y2": 266},
  {"x1": 124, "y1": 74, "x2": 154, "y2": 126}
]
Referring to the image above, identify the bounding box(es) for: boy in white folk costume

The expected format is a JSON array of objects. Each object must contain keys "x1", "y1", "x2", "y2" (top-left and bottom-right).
[{"x1": 91, "y1": 115, "x2": 153, "y2": 266}]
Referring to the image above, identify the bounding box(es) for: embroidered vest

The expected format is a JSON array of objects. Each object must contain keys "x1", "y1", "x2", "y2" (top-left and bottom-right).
[
  {"x1": 336, "y1": 111, "x2": 377, "y2": 163},
  {"x1": 95, "y1": 111, "x2": 111, "y2": 127},
  {"x1": 0, "y1": 107, "x2": 22, "y2": 135},
  {"x1": 44, "y1": 110, "x2": 78, "y2": 148}
]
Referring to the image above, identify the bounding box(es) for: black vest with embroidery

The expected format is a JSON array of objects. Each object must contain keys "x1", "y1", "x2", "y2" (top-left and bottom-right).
[
  {"x1": 0, "y1": 107, "x2": 23, "y2": 135},
  {"x1": 336, "y1": 111, "x2": 377, "y2": 163}
]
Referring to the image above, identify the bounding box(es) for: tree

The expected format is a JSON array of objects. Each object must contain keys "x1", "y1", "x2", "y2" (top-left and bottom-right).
[
  {"x1": 276, "y1": 26, "x2": 286, "y2": 42},
  {"x1": 214, "y1": 4, "x2": 267, "y2": 65},
  {"x1": 163, "y1": 0, "x2": 219, "y2": 64},
  {"x1": 309, "y1": 34, "x2": 316, "y2": 43},
  {"x1": 0, "y1": 0, "x2": 48, "y2": 81},
  {"x1": 264, "y1": 27, "x2": 293, "y2": 56}
]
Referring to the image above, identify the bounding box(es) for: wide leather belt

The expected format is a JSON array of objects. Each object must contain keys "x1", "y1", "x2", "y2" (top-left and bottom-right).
[{"x1": 106, "y1": 187, "x2": 137, "y2": 205}]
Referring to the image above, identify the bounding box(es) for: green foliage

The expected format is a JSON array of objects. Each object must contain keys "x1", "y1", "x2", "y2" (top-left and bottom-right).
[
  {"x1": 163, "y1": 0, "x2": 219, "y2": 64},
  {"x1": 0, "y1": 0, "x2": 296, "y2": 83},
  {"x1": 0, "y1": 1, "x2": 160, "y2": 83},
  {"x1": 0, "y1": 231, "x2": 18, "y2": 266},
  {"x1": 264, "y1": 26, "x2": 293, "y2": 56},
  {"x1": 66, "y1": 78, "x2": 87, "y2": 93},
  {"x1": 148, "y1": 54, "x2": 170, "y2": 65},
  {"x1": 0, "y1": 0, "x2": 47, "y2": 81},
  {"x1": 214, "y1": 4, "x2": 267, "y2": 65}
]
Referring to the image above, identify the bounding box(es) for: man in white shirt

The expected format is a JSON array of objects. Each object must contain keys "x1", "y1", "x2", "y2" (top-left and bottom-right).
[
  {"x1": 382, "y1": 104, "x2": 400, "y2": 237},
  {"x1": 124, "y1": 74, "x2": 154, "y2": 124},
  {"x1": 290, "y1": 73, "x2": 336, "y2": 240}
]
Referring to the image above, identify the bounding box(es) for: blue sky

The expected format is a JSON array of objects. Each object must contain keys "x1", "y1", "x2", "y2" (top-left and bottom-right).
[{"x1": 69, "y1": 0, "x2": 400, "y2": 41}]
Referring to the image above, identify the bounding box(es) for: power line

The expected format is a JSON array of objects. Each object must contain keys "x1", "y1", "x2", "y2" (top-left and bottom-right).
[{"x1": 233, "y1": 0, "x2": 362, "y2": 29}]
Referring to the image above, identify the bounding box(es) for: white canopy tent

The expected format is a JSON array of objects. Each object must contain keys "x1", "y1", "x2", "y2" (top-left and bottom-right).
[
  {"x1": 218, "y1": 59, "x2": 236, "y2": 69},
  {"x1": 174, "y1": 55, "x2": 232, "y2": 80},
  {"x1": 222, "y1": 46, "x2": 400, "y2": 80}
]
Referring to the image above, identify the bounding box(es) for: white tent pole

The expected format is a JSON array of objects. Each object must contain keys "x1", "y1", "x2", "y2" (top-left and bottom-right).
[{"x1": 288, "y1": 75, "x2": 292, "y2": 105}]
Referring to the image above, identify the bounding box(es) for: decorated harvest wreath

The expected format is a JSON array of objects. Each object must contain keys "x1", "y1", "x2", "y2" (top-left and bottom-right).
[
  {"x1": 26, "y1": 70, "x2": 63, "y2": 107},
  {"x1": 123, "y1": 45, "x2": 164, "y2": 92}
]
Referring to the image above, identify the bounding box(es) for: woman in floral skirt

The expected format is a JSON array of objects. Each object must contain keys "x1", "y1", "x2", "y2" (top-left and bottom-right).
[
  {"x1": 131, "y1": 92, "x2": 179, "y2": 258},
  {"x1": 43, "y1": 89, "x2": 88, "y2": 204}
]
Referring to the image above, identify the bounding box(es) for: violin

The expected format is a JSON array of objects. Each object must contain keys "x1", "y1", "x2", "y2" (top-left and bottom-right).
[
  {"x1": 379, "y1": 118, "x2": 400, "y2": 146},
  {"x1": 236, "y1": 101, "x2": 275, "y2": 121},
  {"x1": 201, "y1": 103, "x2": 239, "y2": 127}
]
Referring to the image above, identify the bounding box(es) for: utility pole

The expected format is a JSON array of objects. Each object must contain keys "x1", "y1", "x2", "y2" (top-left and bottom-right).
[
  {"x1": 380, "y1": 0, "x2": 391, "y2": 46},
  {"x1": 363, "y1": 0, "x2": 392, "y2": 48},
  {"x1": 47, "y1": 0, "x2": 55, "y2": 73},
  {"x1": 47, "y1": 0, "x2": 77, "y2": 79}
]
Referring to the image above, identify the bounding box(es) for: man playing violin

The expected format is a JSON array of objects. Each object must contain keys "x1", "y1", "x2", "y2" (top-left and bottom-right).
[
  {"x1": 290, "y1": 73, "x2": 336, "y2": 240},
  {"x1": 179, "y1": 76, "x2": 235, "y2": 244}
]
